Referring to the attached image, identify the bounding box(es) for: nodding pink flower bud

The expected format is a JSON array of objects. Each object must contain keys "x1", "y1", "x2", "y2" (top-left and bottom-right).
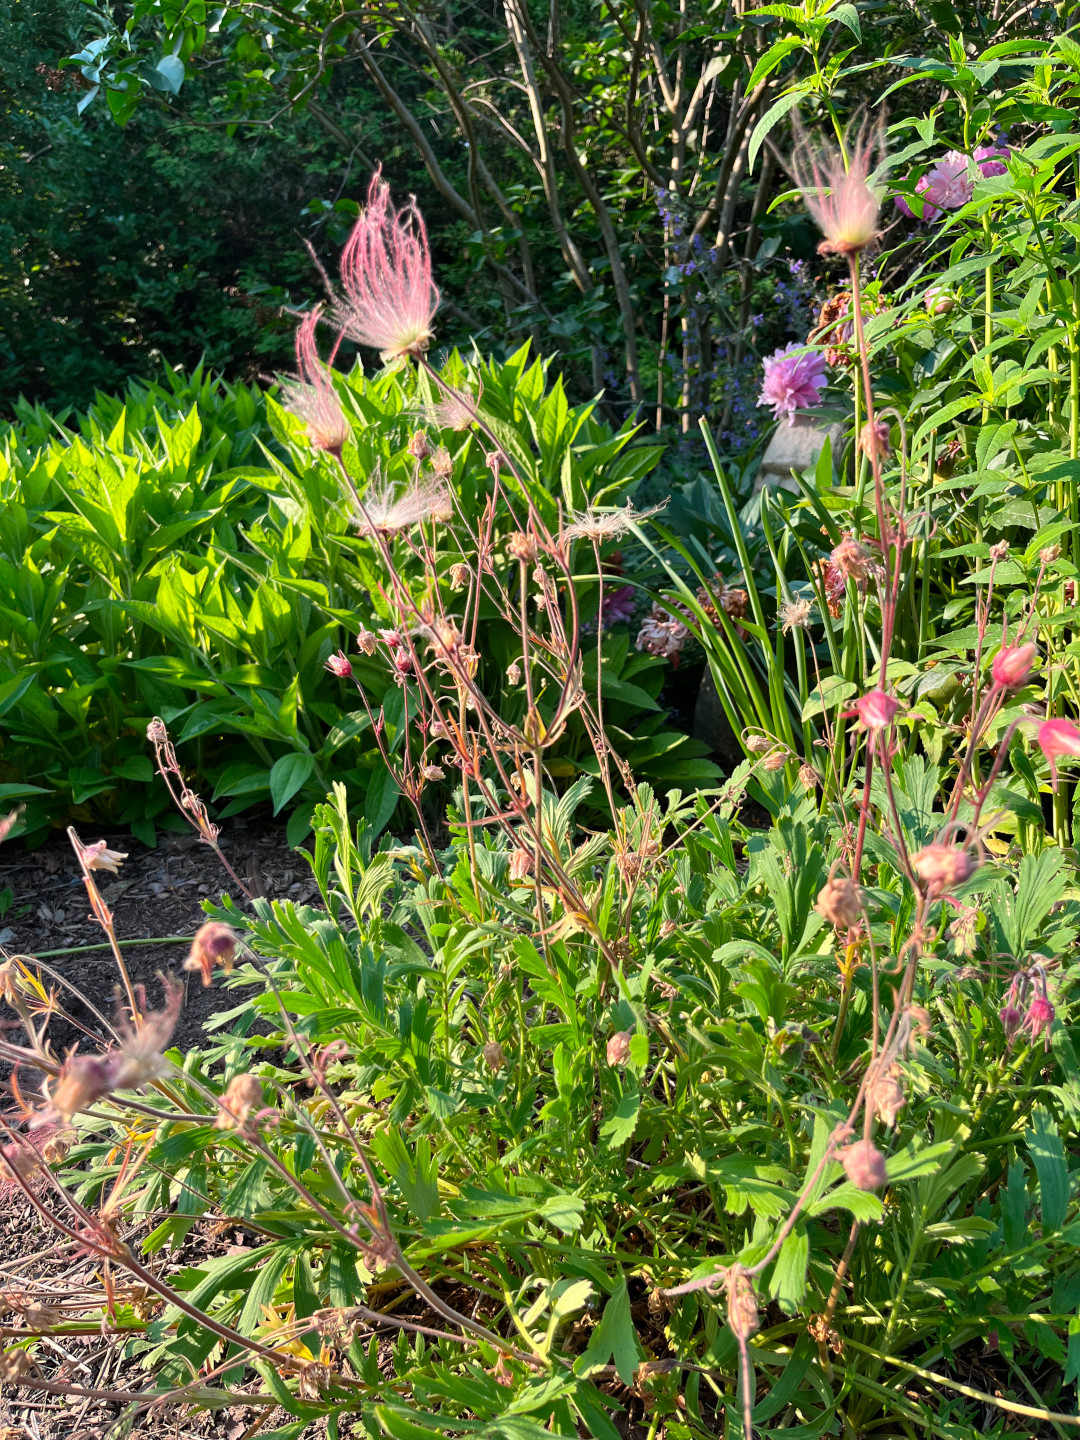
[
  {"x1": 354, "y1": 628, "x2": 378, "y2": 656},
  {"x1": 868, "y1": 1070, "x2": 906, "y2": 1128},
  {"x1": 45, "y1": 1054, "x2": 115, "y2": 1123},
  {"x1": 421, "y1": 765, "x2": 445, "y2": 782},
  {"x1": 407, "y1": 430, "x2": 430, "y2": 460},
  {"x1": 448, "y1": 562, "x2": 470, "y2": 589},
  {"x1": 380, "y1": 629, "x2": 403, "y2": 649},
  {"x1": 911, "y1": 843, "x2": 978, "y2": 898},
  {"x1": 325, "y1": 650, "x2": 353, "y2": 679},
  {"x1": 999, "y1": 1003, "x2": 1022, "y2": 1035},
  {"x1": 1023, "y1": 994, "x2": 1055, "y2": 1046},
  {"x1": 991, "y1": 642, "x2": 1036, "y2": 690},
  {"x1": 508, "y1": 848, "x2": 533, "y2": 883},
  {"x1": 79, "y1": 839, "x2": 128, "y2": 874},
  {"x1": 185, "y1": 922, "x2": 238, "y2": 988},
  {"x1": 857, "y1": 419, "x2": 892, "y2": 462},
  {"x1": 1037, "y1": 717, "x2": 1080, "y2": 785},
  {"x1": 215, "y1": 1074, "x2": 264, "y2": 1130},
  {"x1": 334, "y1": 168, "x2": 439, "y2": 362},
  {"x1": 853, "y1": 690, "x2": 899, "y2": 731},
  {"x1": 842, "y1": 1138, "x2": 888, "y2": 1191},
  {"x1": 0, "y1": 1140, "x2": 42, "y2": 1184},
  {"x1": 830, "y1": 536, "x2": 873, "y2": 582},
  {"x1": 392, "y1": 650, "x2": 414, "y2": 677},
  {"x1": 814, "y1": 876, "x2": 864, "y2": 930},
  {"x1": 606, "y1": 1031, "x2": 633, "y2": 1067}
]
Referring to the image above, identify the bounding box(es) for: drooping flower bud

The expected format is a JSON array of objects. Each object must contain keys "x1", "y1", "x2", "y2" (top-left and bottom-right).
[
  {"x1": 857, "y1": 420, "x2": 892, "y2": 463},
  {"x1": 841, "y1": 1138, "x2": 887, "y2": 1191},
  {"x1": 606, "y1": 1031, "x2": 632, "y2": 1067},
  {"x1": 1037, "y1": 717, "x2": 1080, "y2": 785},
  {"x1": 814, "y1": 876, "x2": 864, "y2": 930},
  {"x1": 831, "y1": 536, "x2": 873, "y2": 582},
  {"x1": 868, "y1": 1068, "x2": 905, "y2": 1128},
  {"x1": 1023, "y1": 994, "x2": 1055, "y2": 1046},
  {"x1": 482, "y1": 1040, "x2": 506, "y2": 1072},
  {"x1": 356, "y1": 628, "x2": 379, "y2": 656},
  {"x1": 727, "y1": 1268, "x2": 760, "y2": 1340},
  {"x1": 910, "y1": 843, "x2": 978, "y2": 898},
  {"x1": 407, "y1": 430, "x2": 430, "y2": 460},
  {"x1": 215, "y1": 1074, "x2": 264, "y2": 1130},
  {"x1": 45, "y1": 1054, "x2": 115, "y2": 1123},
  {"x1": 853, "y1": 690, "x2": 899, "y2": 731},
  {"x1": 799, "y1": 763, "x2": 820, "y2": 789},
  {"x1": 421, "y1": 765, "x2": 445, "y2": 782},
  {"x1": 325, "y1": 650, "x2": 353, "y2": 679},
  {"x1": 990, "y1": 642, "x2": 1036, "y2": 690},
  {"x1": 448, "y1": 562, "x2": 470, "y2": 589},
  {"x1": 508, "y1": 848, "x2": 533, "y2": 883},
  {"x1": 186, "y1": 922, "x2": 238, "y2": 988},
  {"x1": 79, "y1": 840, "x2": 128, "y2": 874}
]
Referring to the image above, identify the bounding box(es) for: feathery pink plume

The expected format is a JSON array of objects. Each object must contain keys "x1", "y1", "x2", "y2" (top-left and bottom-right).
[
  {"x1": 789, "y1": 116, "x2": 882, "y2": 257},
  {"x1": 281, "y1": 306, "x2": 350, "y2": 455},
  {"x1": 335, "y1": 168, "x2": 440, "y2": 362}
]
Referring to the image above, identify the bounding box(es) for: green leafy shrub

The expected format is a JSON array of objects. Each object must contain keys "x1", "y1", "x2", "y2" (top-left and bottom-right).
[{"x1": 0, "y1": 349, "x2": 692, "y2": 843}]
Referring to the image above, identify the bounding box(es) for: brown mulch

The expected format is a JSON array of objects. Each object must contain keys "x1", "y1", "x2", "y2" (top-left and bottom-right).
[
  {"x1": 0, "y1": 817, "x2": 351, "y2": 1438},
  {"x1": 0, "y1": 818, "x2": 317, "y2": 1054}
]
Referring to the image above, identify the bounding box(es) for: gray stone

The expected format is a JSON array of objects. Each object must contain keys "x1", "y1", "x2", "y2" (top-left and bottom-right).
[{"x1": 755, "y1": 414, "x2": 847, "y2": 493}]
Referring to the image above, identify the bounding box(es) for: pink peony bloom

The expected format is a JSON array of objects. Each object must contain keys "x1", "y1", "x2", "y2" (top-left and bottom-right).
[
  {"x1": 898, "y1": 151, "x2": 984, "y2": 221},
  {"x1": 990, "y1": 642, "x2": 1036, "y2": 690},
  {"x1": 281, "y1": 306, "x2": 350, "y2": 454},
  {"x1": 757, "y1": 344, "x2": 828, "y2": 425},
  {"x1": 974, "y1": 143, "x2": 1010, "y2": 178},
  {"x1": 1037, "y1": 717, "x2": 1080, "y2": 785},
  {"x1": 334, "y1": 168, "x2": 440, "y2": 362}
]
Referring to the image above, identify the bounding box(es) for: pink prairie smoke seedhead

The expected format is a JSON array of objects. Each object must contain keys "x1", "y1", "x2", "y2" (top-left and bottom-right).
[
  {"x1": 281, "y1": 307, "x2": 350, "y2": 455},
  {"x1": 757, "y1": 343, "x2": 828, "y2": 425},
  {"x1": 789, "y1": 116, "x2": 883, "y2": 257},
  {"x1": 1037, "y1": 717, "x2": 1080, "y2": 786},
  {"x1": 991, "y1": 641, "x2": 1036, "y2": 690},
  {"x1": 334, "y1": 168, "x2": 440, "y2": 362}
]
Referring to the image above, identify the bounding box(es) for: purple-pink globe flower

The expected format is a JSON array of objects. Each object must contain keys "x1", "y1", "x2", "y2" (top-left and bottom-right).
[
  {"x1": 757, "y1": 344, "x2": 828, "y2": 426},
  {"x1": 896, "y1": 145, "x2": 1011, "y2": 221}
]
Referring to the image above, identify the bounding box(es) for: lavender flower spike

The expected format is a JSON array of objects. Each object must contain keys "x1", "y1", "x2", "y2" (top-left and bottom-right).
[{"x1": 335, "y1": 167, "x2": 440, "y2": 362}]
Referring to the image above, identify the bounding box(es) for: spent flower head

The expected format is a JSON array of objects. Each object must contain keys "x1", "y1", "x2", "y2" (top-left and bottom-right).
[
  {"x1": 563, "y1": 501, "x2": 664, "y2": 544},
  {"x1": 353, "y1": 473, "x2": 452, "y2": 536}
]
